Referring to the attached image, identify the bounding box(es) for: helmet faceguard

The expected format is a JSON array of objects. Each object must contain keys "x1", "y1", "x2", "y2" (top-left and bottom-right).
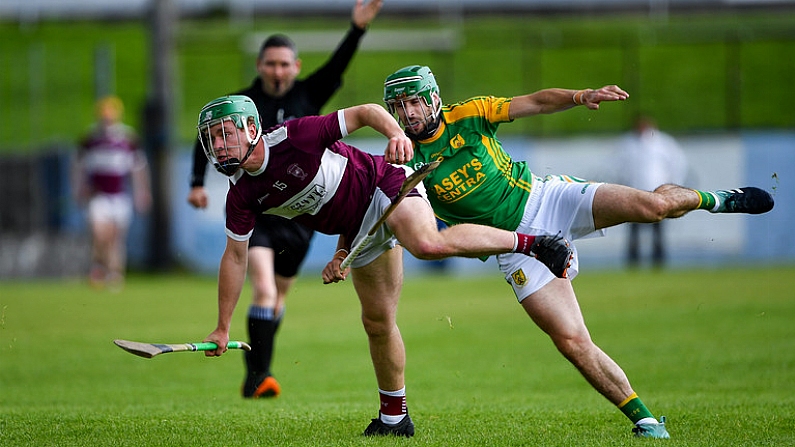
[
  {"x1": 197, "y1": 95, "x2": 262, "y2": 176},
  {"x1": 384, "y1": 65, "x2": 442, "y2": 140}
]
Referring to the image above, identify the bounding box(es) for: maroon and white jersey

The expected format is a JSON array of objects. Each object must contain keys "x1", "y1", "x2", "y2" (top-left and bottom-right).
[
  {"x1": 79, "y1": 123, "x2": 145, "y2": 195},
  {"x1": 225, "y1": 110, "x2": 407, "y2": 243}
]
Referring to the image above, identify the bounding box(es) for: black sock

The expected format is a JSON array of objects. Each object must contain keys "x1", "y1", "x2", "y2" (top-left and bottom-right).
[{"x1": 245, "y1": 306, "x2": 282, "y2": 378}]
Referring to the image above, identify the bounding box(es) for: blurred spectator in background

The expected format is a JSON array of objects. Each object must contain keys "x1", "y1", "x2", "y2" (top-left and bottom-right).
[
  {"x1": 615, "y1": 114, "x2": 689, "y2": 268},
  {"x1": 73, "y1": 95, "x2": 152, "y2": 290}
]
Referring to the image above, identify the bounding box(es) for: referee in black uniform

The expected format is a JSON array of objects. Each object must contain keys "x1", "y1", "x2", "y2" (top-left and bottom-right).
[{"x1": 187, "y1": 0, "x2": 383, "y2": 398}]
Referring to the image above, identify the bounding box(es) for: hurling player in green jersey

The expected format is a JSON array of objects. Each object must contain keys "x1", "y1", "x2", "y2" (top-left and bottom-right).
[{"x1": 382, "y1": 65, "x2": 774, "y2": 439}]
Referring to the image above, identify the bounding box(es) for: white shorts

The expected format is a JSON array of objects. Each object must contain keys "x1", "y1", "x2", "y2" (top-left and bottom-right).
[
  {"x1": 497, "y1": 175, "x2": 606, "y2": 301},
  {"x1": 348, "y1": 166, "x2": 429, "y2": 269},
  {"x1": 87, "y1": 193, "x2": 133, "y2": 228}
]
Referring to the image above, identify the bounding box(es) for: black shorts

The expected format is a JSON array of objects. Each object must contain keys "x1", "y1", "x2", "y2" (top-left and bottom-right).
[{"x1": 249, "y1": 214, "x2": 314, "y2": 277}]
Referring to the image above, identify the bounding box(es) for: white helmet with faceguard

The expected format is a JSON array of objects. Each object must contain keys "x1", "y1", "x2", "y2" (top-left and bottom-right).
[
  {"x1": 197, "y1": 95, "x2": 262, "y2": 176},
  {"x1": 383, "y1": 65, "x2": 442, "y2": 140}
]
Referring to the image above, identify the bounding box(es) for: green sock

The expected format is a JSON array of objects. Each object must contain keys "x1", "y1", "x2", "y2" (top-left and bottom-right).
[
  {"x1": 618, "y1": 393, "x2": 655, "y2": 424},
  {"x1": 693, "y1": 189, "x2": 717, "y2": 211}
]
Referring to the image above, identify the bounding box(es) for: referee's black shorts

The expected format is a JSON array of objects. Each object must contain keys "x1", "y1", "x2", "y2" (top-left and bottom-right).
[{"x1": 249, "y1": 214, "x2": 314, "y2": 278}]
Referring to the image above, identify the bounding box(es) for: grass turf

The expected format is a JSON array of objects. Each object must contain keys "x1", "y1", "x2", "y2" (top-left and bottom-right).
[{"x1": 1, "y1": 266, "x2": 794, "y2": 446}]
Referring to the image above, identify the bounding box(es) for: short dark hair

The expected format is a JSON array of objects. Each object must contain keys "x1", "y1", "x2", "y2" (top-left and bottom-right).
[{"x1": 258, "y1": 34, "x2": 298, "y2": 60}]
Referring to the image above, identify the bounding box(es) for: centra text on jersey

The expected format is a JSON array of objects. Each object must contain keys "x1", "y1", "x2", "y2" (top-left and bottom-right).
[{"x1": 432, "y1": 158, "x2": 485, "y2": 203}]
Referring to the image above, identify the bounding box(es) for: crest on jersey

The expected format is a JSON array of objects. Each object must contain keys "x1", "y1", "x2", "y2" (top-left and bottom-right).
[
  {"x1": 450, "y1": 134, "x2": 465, "y2": 149},
  {"x1": 511, "y1": 268, "x2": 527, "y2": 287},
  {"x1": 287, "y1": 163, "x2": 307, "y2": 180}
]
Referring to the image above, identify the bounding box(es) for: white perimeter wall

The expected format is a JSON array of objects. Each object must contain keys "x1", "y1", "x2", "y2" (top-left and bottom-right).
[{"x1": 166, "y1": 132, "x2": 787, "y2": 278}]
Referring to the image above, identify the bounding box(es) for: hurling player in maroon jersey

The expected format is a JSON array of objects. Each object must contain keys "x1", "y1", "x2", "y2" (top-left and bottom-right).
[{"x1": 196, "y1": 95, "x2": 573, "y2": 437}]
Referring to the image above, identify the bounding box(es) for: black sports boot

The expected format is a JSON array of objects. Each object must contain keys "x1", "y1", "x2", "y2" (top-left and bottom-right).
[
  {"x1": 363, "y1": 413, "x2": 415, "y2": 438},
  {"x1": 710, "y1": 187, "x2": 774, "y2": 214},
  {"x1": 530, "y1": 233, "x2": 573, "y2": 278}
]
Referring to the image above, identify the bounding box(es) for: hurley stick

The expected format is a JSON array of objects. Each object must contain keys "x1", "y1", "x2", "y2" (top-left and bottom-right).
[{"x1": 114, "y1": 339, "x2": 251, "y2": 359}]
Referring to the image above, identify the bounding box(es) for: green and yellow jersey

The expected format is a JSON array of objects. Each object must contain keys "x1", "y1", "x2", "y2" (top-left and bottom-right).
[{"x1": 410, "y1": 96, "x2": 533, "y2": 231}]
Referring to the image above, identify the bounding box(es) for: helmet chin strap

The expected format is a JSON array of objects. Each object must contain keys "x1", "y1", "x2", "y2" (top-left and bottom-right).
[
  {"x1": 215, "y1": 158, "x2": 242, "y2": 176},
  {"x1": 214, "y1": 139, "x2": 258, "y2": 176},
  {"x1": 407, "y1": 114, "x2": 440, "y2": 141},
  {"x1": 399, "y1": 94, "x2": 441, "y2": 141}
]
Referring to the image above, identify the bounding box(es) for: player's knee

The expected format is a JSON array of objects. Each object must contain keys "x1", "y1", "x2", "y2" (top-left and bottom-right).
[
  {"x1": 361, "y1": 314, "x2": 394, "y2": 338},
  {"x1": 251, "y1": 280, "x2": 278, "y2": 307},
  {"x1": 551, "y1": 332, "x2": 593, "y2": 361},
  {"x1": 642, "y1": 195, "x2": 670, "y2": 222}
]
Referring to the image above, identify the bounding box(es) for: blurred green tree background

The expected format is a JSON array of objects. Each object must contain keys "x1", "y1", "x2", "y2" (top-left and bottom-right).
[{"x1": 1, "y1": 10, "x2": 794, "y2": 152}]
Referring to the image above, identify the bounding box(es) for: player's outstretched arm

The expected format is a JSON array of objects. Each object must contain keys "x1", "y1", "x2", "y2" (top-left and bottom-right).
[
  {"x1": 343, "y1": 104, "x2": 414, "y2": 164},
  {"x1": 205, "y1": 237, "x2": 248, "y2": 357},
  {"x1": 576, "y1": 85, "x2": 629, "y2": 110},
  {"x1": 509, "y1": 85, "x2": 629, "y2": 119}
]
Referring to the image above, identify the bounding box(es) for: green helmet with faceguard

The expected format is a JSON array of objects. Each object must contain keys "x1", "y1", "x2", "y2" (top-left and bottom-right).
[
  {"x1": 384, "y1": 65, "x2": 442, "y2": 139},
  {"x1": 197, "y1": 95, "x2": 262, "y2": 176}
]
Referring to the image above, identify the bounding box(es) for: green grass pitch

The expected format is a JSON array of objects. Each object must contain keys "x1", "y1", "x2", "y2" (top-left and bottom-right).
[{"x1": 1, "y1": 266, "x2": 794, "y2": 446}]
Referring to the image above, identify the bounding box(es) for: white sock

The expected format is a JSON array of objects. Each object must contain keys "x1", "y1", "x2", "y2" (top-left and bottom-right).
[
  {"x1": 710, "y1": 191, "x2": 722, "y2": 212},
  {"x1": 380, "y1": 413, "x2": 406, "y2": 425},
  {"x1": 379, "y1": 387, "x2": 406, "y2": 397},
  {"x1": 379, "y1": 387, "x2": 407, "y2": 425}
]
